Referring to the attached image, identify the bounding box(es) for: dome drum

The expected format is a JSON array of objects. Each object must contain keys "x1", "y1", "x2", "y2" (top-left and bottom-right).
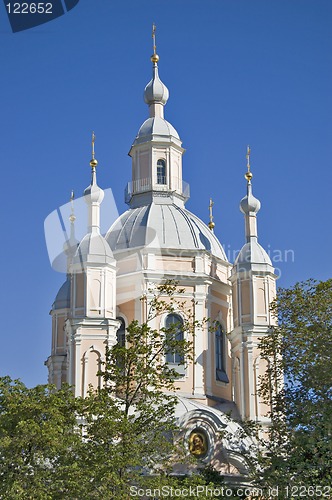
[{"x1": 124, "y1": 177, "x2": 190, "y2": 205}]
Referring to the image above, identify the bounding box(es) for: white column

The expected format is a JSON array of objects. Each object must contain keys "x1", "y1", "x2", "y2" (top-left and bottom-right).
[{"x1": 193, "y1": 285, "x2": 206, "y2": 396}]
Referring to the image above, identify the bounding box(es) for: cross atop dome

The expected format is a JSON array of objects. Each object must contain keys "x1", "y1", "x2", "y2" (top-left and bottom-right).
[
  {"x1": 144, "y1": 24, "x2": 169, "y2": 113},
  {"x1": 90, "y1": 131, "x2": 98, "y2": 169},
  {"x1": 152, "y1": 23, "x2": 158, "y2": 61},
  {"x1": 208, "y1": 198, "x2": 215, "y2": 232},
  {"x1": 240, "y1": 145, "x2": 261, "y2": 217},
  {"x1": 84, "y1": 132, "x2": 104, "y2": 233}
]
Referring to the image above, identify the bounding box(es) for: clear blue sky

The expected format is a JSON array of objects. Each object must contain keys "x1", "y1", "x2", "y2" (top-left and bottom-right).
[{"x1": 0, "y1": 0, "x2": 331, "y2": 387}]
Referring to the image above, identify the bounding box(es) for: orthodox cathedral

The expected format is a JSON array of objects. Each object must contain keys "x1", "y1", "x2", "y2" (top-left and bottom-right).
[{"x1": 45, "y1": 33, "x2": 277, "y2": 477}]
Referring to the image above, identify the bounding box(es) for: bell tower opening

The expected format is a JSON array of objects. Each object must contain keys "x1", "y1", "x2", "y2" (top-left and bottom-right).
[{"x1": 157, "y1": 159, "x2": 166, "y2": 185}]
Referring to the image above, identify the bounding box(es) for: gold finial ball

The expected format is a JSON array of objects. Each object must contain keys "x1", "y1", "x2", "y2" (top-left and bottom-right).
[
  {"x1": 245, "y1": 171, "x2": 253, "y2": 181},
  {"x1": 208, "y1": 221, "x2": 215, "y2": 230},
  {"x1": 151, "y1": 53, "x2": 159, "y2": 63},
  {"x1": 90, "y1": 158, "x2": 98, "y2": 168}
]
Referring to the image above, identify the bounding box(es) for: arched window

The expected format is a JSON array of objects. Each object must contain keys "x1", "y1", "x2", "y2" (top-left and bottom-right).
[
  {"x1": 116, "y1": 317, "x2": 126, "y2": 347},
  {"x1": 115, "y1": 317, "x2": 126, "y2": 371},
  {"x1": 215, "y1": 322, "x2": 229, "y2": 383},
  {"x1": 165, "y1": 313, "x2": 184, "y2": 365},
  {"x1": 157, "y1": 159, "x2": 166, "y2": 185}
]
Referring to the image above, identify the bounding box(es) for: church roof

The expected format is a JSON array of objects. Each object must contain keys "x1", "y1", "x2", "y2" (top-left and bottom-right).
[
  {"x1": 106, "y1": 202, "x2": 227, "y2": 261},
  {"x1": 134, "y1": 116, "x2": 180, "y2": 144},
  {"x1": 234, "y1": 240, "x2": 272, "y2": 267},
  {"x1": 74, "y1": 232, "x2": 114, "y2": 265},
  {"x1": 53, "y1": 278, "x2": 70, "y2": 310}
]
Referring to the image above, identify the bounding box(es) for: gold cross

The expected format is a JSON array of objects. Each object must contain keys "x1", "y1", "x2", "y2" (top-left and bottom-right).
[
  {"x1": 92, "y1": 131, "x2": 96, "y2": 159},
  {"x1": 152, "y1": 23, "x2": 157, "y2": 55},
  {"x1": 246, "y1": 145, "x2": 251, "y2": 173},
  {"x1": 245, "y1": 145, "x2": 253, "y2": 182},
  {"x1": 208, "y1": 198, "x2": 215, "y2": 230}
]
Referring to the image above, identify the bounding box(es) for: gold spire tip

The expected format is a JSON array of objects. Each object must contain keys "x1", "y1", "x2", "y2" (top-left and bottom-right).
[
  {"x1": 245, "y1": 144, "x2": 253, "y2": 182},
  {"x1": 208, "y1": 198, "x2": 215, "y2": 230},
  {"x1": 90, "y1": 131, "x2": 98, "y2": 168},
  {"x1": 151, "y1": 23, "x2": 159, "y2": 63}
]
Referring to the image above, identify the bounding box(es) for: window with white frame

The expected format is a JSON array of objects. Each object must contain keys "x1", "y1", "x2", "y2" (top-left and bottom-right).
[
  {"x1": 215, "y1": 322, "x2": 229, "y2": 383},
  {"x1": 116, "y1": 317, "x2": 126, "y2": 347},
  {"x1": 116, "y1": 317, "x2": 126, "y2": 370},
  {"x1": 157, "y1": 159, "x2": 166, "y2": 185},
  {"x1": 165, "y1": 314, "x2": 185, "y2": 373}
]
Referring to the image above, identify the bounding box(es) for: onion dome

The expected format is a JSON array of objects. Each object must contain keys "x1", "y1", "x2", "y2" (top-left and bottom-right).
[
  {"x1": 84, "y1": 137, "x2": 104, "y2": 206},
  {"x1": 240, "y1": 182, "x2": 261, "y2": 215},
  {"x1": 144, "y1": 25, "x2": 169, "y2": 106},
  {"x1": 83, "y1": 172, "x2": 104, "y2": 205},
  {"x1": 240, "y1": 146, "x2": 261, "y2": 214},
  {"x1": 144, "y1": 62, "x2": 169, "y2": 106}
]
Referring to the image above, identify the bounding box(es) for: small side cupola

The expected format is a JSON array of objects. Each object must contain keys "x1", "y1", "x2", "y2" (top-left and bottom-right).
[
  {"x1": 239, "y1": 146, "x2": 261, "y2": 242},
  {"x1": 73, "y1": 133, "x2": 114, "y2": 267},
  {"x1": 83, "y1": 133, "x2": 105, "y2": 234},
  {"x1": 229, "y1": 147, "x2": 278, "y2": 422},
  {"x1": 233, "y1": 147, "x2": 272, "y2": 269},
  {"x1": 70, "y1": 133, "x2": 117, "y2": 321}
]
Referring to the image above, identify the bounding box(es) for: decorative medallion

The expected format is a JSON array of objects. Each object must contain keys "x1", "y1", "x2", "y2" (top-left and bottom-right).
[{"x1": 188, "y1": 429, "x2": 208, "y2": 458}]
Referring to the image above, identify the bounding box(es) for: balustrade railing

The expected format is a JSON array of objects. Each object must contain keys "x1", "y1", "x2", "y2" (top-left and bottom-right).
[{"x1": 125, "y1": 176, "x2": 190, "y2": 203}]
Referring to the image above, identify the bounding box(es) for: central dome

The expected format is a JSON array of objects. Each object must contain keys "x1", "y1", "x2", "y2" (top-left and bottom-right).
[{"x1": 105, "y1": 202, "x2": 227, "y2": 261}]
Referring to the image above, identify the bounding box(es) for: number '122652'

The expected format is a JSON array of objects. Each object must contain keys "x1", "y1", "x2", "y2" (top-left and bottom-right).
[{"x1": 6, "y1": 3, "x2": 53, "y2": 14}]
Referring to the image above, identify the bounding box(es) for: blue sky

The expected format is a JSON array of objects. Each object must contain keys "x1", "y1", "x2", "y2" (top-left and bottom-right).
[{"x1": 0, "y1": 0, "x2": 331, "y2": 387}]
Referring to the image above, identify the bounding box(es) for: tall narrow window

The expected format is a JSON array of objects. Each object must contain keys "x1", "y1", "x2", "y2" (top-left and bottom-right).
[
  {"x1": 115, "y1": 317, "x2": 126, "y2": 371},
  {"x1": 157, "y1": 159, "x2": 166, "y2": 185},
  {"x1": 165, "y1": 313, "x2": 184, "y2": 365},
  {"x1": 116, "y1": 317, "x2": 126, "y2": 347},
  {"x1": 215, "y1": 323, "x2": 229, "y2": 382}
]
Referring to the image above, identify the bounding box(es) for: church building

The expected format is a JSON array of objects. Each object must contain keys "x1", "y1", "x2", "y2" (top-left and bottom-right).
[{"x1": 45, "y1": 33, "x2": 277, "y2": 477}]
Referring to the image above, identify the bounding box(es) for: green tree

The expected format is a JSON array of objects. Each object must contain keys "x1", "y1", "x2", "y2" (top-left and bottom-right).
[
  {"x1": 255, "y1": 278, "x2": 332, "y2": 491},
  {"x1": 0, "y1": 378, "x2": 85, "y2": 499},
  {"x1": 0, "y1": 281, "x2": 227, "y2": 498},
  {"x1": 77, "y1": 280, "x2": 211, "y2": 498}
]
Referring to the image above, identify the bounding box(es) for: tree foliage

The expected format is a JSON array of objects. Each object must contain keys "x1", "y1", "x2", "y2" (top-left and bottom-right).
[
  {"x1": 78, "y1": 280, "x2": 199, "y2": 497},
  {"x1": 0, "y1": 378, "x2": 84, "y2": 499},
  {"x1": 0, "y1": 281, "x2": 224, "y2": 498},
  {"x1": 256, "y1": 278, "x2": 332, "y2": 490}
]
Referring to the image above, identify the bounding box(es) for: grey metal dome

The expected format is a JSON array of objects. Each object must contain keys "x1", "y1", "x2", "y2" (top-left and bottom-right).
[
  {"x1": 240, "y1": 182, "x2": 261, "y2": 214},
  {"x1": 105, "y1": 202, "x2": 227, "y2": 261},
  {"x1": 234, "y1": 241, "x2": 272, "y2": 268},
  {"x1": 53, "y1": 278, "x2": 70, "y2": 310},
  {"x1": 134, "y1": 117, "x2": 180, "y2": 145},
  {"x1": 74, "y1": 232, "x2": 114, "y2": 265},
  {"x1": 144, "y1": 63, "x2": 169, "y2": 105}
]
